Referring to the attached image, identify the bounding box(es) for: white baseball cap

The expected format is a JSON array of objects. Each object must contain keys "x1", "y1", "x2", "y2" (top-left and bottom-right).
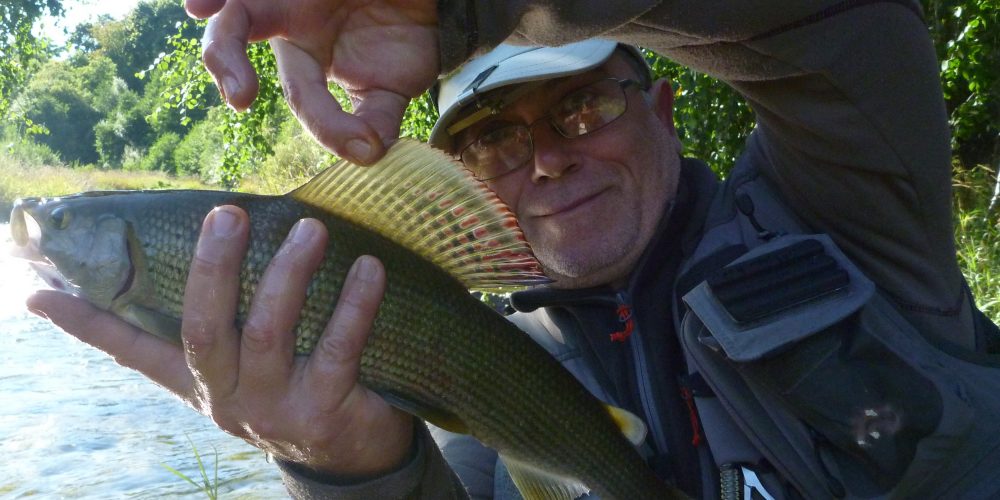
[{"x1": 429, "y1": 39, "x2": 648, "y2": 148}]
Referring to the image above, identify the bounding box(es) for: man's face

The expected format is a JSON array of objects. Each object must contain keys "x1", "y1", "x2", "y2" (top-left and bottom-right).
[{"x1": 452, "y1": 55, "x2": 682, "y2": 289}]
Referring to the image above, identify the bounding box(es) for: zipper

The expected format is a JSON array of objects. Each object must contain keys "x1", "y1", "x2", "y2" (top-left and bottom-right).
[
  {"x1": 618, "y1": 291, "x2": 672, "y2": 459},
  {"x1": 679, "y1": 312, "x2": 829, "y2": 498}
]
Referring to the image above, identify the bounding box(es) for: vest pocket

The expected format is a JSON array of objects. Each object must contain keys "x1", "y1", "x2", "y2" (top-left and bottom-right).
[{"x1": 683, "y1": 234, "x2": 977, "y2": 496}]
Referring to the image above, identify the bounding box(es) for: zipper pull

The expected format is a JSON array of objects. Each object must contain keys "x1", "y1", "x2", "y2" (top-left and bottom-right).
[
  {"x1": 736, "y1": 192, "x2": 778, "y2": 241},
  {"x1": 609, "y1": 292, "x2": 635, "y2": 343},
  {"x1": 679, "y1": 385, "x2": 703, "y2": 447}
]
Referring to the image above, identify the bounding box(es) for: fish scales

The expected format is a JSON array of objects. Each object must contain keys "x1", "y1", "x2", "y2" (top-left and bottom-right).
[
  {"x1": 11, "y1": 140, "x2": 683, "y2": 499},
  {"x1": 150, "y1": 194, "x2": 672, "y2": 498}
]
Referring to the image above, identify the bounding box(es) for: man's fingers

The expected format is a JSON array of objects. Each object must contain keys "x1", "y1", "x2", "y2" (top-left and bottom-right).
[
  {"x1": 184, "y1": 0, "x2": 226, "y2": 19},
  {"x1": 353, "y1": 89, "x2": 410, "y2": 152},
  {"x1": 238, "y1": 218, "x2": 328, "y2": 395},
  {"x1": 182, "y1": 206, "x2": 249, "y2": 402},
  {"x1": 271, "y1": 38, "x2": 386, "y2": 165},
  {"x1": 26, "y1": 290, "x2": 194, "y2": 396},
  {"x1": 303, "y1": 256, "x2": 386, "y2": 405},
  {"x1": 202, "y1": 1, "x2": 259, "y2": 110}
]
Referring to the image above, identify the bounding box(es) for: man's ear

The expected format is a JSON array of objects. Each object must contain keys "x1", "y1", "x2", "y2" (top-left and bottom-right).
[{"x1": 649, "y1": 79, "x2": 678, "y2": 133}]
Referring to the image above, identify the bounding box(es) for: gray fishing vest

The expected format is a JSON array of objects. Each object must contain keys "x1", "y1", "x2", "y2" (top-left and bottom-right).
[{"x1": 675, "y1": 141, "x2": 1000, "y2": 499}]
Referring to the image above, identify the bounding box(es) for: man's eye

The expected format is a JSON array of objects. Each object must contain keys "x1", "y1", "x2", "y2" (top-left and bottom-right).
[
  {"x1": 559, "y1": 90, "x2": 599, "y2": 113},
  {"x1": 477, "y1": 126, "x2": 519, "y2": 146}
]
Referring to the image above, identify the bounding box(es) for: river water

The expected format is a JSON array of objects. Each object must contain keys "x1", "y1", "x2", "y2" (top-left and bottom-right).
[{"x1": 0, "y1": 224, "x2": 288, "y2": 498}]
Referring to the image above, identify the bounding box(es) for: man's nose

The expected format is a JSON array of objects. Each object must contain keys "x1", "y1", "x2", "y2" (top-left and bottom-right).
[{"x1": 529, "y1": 123, "x2": 577, "y2": 182}]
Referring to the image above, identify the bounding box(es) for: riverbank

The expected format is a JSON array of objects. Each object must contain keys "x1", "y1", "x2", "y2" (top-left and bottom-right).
[{"x1": 0, "y1": 157, "x2": 210, "y2": 223}]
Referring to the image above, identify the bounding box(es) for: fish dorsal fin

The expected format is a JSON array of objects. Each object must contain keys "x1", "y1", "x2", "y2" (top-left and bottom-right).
[
  {"x1": 500, "y1": 454, "x2": 591, "y2": 500},
  {"x1": 289, "y1": 140, "x2": 548, "y2": 291},
  {"x1": 605, "y1": 404, "x2": 648, "y2": 446}
]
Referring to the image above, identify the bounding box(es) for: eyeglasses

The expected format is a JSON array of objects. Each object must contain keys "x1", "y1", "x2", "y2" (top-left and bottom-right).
[{"x1": 457, "y1": 78, "x2": 641, "y2": 181}]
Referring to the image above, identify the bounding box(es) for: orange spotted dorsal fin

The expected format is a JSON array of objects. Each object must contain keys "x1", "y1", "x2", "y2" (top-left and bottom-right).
[{"x1": 288, "y1": 139, "x2": 549, "y2": 291}]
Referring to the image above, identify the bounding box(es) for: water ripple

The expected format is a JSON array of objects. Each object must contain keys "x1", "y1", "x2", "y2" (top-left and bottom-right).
[{"x1": 0, "y1": 224, "x2": 287, "y2": 498}]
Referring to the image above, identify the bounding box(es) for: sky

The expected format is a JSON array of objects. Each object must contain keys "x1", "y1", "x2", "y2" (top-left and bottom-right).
[{"x1": 35, "y1": 0, "x2": 144, "y2": 48}]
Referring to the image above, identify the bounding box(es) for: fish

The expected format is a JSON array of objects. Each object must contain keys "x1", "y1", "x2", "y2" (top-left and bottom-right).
[{"x1": 10, "y1": 139, "x2": 683, "y2": 500}]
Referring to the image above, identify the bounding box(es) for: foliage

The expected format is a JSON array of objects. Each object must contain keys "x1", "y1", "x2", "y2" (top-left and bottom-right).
[
  {"x1": 14, "y1": 57, "x2": 110, "y2": 164},
  {"x1": 172, "y1": 110, "x2": 224, "y2": 180},
  {"x1": 94, "y1": 77, "x2": 151, "y2": 166},
  {"x1": 0, "y1": 0, "x2": 63, "y2": 123},
  {"x1": 0, "y1": 148, "x2": 208, "y2": 220},
  {"x1": 1, "y1": 123, "x2": 61, "y2": 168},
  {"x1": 645, "y1": 51, "x2": 755, "y2": 176},
  {"x1": 924, "y1": 0, "x2": 1000, "y2": 167},
  {"x1": 161, "y1": 436, "x2": 220, "y2": 500},
  {"x1": 952, "y1": 163, "x2": 1000, "y2": 322},
  {"x1": 401, "y1": 92, "x2": 439, "y2": 142},
  {"x1": 81, "y1": 0, "x2": 197, "y2": 91},
  {"x1": 132, "y1": 131, "x2": 182, "y2": 172},
  {"x1": 140, "y1": 27, "x2": 218, "y2": 136},
  {"x1": 151, "y1": 20, "x2": 282, "y2": 188},
  {"x1": 249, "y1": 108, "x2": 336, "y2": 194}
]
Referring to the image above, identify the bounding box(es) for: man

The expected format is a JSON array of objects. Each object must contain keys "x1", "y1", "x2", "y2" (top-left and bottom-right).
[{"x1": 27, "y1": 0, "x2": 1000, "y2": 498}]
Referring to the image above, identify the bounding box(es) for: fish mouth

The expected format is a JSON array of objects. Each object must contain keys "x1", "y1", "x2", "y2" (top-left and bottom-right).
[
  {"x1": 10, "y1": 198, "x2": 47, "y2": 264},
  {"x1": 10, "y1": 198, "x2": 71, "y2": 292}
]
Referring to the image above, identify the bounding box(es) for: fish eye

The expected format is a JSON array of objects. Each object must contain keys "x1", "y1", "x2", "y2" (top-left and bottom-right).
[{"x1": 48, "y1": 206, "x2": 71, "y2": 230}]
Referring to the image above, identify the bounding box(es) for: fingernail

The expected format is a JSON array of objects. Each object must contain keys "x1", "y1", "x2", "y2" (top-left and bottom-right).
[
  {"x1": 27, "y1": 306, "x2": 48, "y2": 320},
  {"x1": 353, "y1": 256, "x2": 377, "y2": 282},
  {"x1": 222, "y1": 75, "x2": 241, "y2": 104},
  {"x1": 290, "y1": 219, "x2": 319, "y2": 244},
  {"x1": 209, "y1": 206, "x2": 240, "y2": 237},
  {"x1": 214, "y1": 76, "x2": 227, "y2": 101},
  {"x1": 345, "y1": 139, "x2": 373, "y2": 164}
]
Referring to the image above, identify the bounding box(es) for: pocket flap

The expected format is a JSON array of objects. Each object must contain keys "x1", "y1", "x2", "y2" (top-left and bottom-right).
[{"x1": 683, "y1": 234, "x2": 874, "y2": 362}]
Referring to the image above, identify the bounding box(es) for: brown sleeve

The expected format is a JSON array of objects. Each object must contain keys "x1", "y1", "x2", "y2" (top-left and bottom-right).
[
  {"x1": 277, "y1": 421, "x2": 469, "y2": 499},
  {"x1": 436, "y1": 0, "x2": 972, "y2": 346}
]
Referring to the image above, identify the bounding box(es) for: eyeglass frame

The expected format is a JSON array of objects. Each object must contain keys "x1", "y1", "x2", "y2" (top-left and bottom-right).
[{"x1": 455, "y1": 77, "x2": 645, "y2": 181}]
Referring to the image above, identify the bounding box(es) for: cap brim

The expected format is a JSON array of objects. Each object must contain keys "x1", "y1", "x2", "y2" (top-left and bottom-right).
[{"x1": 430, "y1": 40, "x2": 619, "y2": 148}]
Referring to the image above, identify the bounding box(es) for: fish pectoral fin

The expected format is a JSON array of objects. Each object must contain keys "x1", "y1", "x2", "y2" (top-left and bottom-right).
[
  {"x1": 116, "y1": 303, "x2": 182, "y2": 344},
  {"x1": 605, "y1": 404, "x2": 648, "y2": 446},
  {"x1": 378, "y1": 392, "x2": 469, "y2": 435},
  {"x1": 500, "y1": 454, "x2": 590, "y2": 500}
]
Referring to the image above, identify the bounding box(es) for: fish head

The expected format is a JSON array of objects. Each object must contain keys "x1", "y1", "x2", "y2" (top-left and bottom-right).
[{"x1": 11, "y1": 194, "x2": 134, "y2": 310}]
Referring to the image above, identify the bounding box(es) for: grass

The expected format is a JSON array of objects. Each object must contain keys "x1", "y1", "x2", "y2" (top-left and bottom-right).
[
  {"x1": 0, "y1": 155, "x2": 212, "y2": 222},
  {"x1": 161, "y1": 436, "x2": 220, "y2": 500},
  {"x1": 953, "y1": 163, "x2": 1000, "y2": 323}
]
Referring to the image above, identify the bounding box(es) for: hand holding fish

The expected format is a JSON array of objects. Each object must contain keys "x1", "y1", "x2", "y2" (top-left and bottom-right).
[
  {"x1": 184, "y1": 0, "x2": 440, "y2": 165},
  {"x1": 14, "y1": 142, "x2": 677, "y2": 498},
  {"x1": 26, "y1": 206, "x2": 417, "y2": 478}
]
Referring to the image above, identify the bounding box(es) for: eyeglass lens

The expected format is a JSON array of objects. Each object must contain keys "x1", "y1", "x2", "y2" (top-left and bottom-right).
[{"x1": 461, "y1": 78, "x2": 633, "y2": 180}]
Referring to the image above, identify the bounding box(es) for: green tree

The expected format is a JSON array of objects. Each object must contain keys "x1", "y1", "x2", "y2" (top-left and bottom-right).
[
  {"x1": 924, "y1": 0, "x2": 1000, "y2": 167},
  {"x1": 15, "y1": 53, "x2": 119, "y2": 164},
  {"x1": 646, "y1": 52, "x2": 755, "y2": 176},
  {"x1": 94, "y1": 78, "x2": 152, "y2": 166},
  {"x1": 0, "y1": 0, "x2": 63, "y2": 126},
  {"x1": 88, "y1": 0, "x2": 197, "y2": 91},
  {"x1": 67, "y1": 15, "x2": 113, "y2": 53}
]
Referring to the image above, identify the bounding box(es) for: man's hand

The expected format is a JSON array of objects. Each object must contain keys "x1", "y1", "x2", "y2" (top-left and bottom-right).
[
  {"x1": 26, "y1": 205, "x2": 414, "y2": 477},
  {"x1": 185, "y1": 0, "x2": 440, "y2": 165}
]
